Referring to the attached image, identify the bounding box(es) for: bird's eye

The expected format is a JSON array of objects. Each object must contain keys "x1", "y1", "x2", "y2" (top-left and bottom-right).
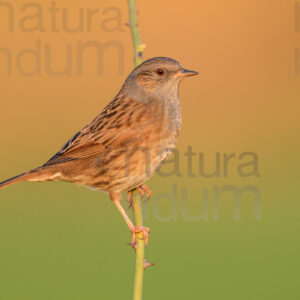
[{"x1": 156, "y1": 68, "x2": 165, "y2": 76}]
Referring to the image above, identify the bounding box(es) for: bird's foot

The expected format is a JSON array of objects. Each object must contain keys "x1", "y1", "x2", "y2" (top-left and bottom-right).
[
  {"x1": 139, "y1": 184, "x2": 152, "y2": 202},
  {"x1": 127, "y1": 185, "x2": 152, "y2": 209},
  {"x1": 128, "y1": 226, "x2": 150, "y2": 251}
]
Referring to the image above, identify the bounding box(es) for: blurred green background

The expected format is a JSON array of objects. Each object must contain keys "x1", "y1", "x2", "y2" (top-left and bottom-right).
[{"x1": 0, "y1": 0, "x2": 299, "y2": 299}]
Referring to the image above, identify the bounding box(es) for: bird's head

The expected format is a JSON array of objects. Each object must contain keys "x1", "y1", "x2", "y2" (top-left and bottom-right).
[{"x1": 124, "y1": 57, "x2": 198, "y2": 101}]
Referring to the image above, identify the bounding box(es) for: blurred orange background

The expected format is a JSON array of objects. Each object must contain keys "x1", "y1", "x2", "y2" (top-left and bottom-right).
[{"x1": 0, "y1": 0, "x2": 299, "y2": 299}]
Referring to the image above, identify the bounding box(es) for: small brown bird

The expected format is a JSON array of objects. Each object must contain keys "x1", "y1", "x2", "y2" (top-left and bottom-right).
[{"x1": 0, "y1": 57, "x2": 198, "y2": 245}]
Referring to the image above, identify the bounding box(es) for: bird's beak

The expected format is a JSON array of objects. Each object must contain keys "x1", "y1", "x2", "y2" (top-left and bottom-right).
[{"x1": 176, "y1": 68, "x2": 199, "y2": 78}]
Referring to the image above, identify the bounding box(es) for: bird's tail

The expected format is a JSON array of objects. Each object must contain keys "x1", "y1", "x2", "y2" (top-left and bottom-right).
[{"x1": 0, "y1": 167, "x2": 53, "y2": 189}]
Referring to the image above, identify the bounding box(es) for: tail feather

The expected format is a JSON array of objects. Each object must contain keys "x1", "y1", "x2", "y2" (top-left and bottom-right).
[{"x1": 0, "y1": 167, "x2": 46, "y2": 189}]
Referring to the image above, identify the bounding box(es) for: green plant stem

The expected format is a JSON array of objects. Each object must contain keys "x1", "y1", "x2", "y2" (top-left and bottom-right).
[
  {"x1": 128, "y1": 0, "x2": 145, "y2": 66},
  {"x1": 131, "y1": 190, "x2": 145, "y2": 300},
  {"x1": 127, "y1": 2, "x2": 146, "y2": 299}
]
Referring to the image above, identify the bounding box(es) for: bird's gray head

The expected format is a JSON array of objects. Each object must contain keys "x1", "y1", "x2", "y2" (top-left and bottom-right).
[{"x1": 123, "y1": 57, "x2": 198, "y2": 102}]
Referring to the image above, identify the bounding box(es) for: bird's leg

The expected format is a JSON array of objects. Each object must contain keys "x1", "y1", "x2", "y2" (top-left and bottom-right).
[{"x1": 110, "y1": 192, "x2": 150, "y2": 248}]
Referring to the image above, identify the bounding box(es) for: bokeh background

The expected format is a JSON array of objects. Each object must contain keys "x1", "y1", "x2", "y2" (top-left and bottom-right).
[{"x1": 0, "y1": 0, "x2": 299, "y2": 299}]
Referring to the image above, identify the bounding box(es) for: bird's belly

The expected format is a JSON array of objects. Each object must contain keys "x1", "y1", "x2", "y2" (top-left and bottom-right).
[{"x1": 86, "y1": 129, "x2": 179, "y2": 192}]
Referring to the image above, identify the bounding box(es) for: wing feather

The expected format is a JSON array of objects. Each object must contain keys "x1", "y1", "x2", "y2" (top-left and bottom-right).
[{"x1": 44, "y1": 95, "x2": 156, "y2": 167}]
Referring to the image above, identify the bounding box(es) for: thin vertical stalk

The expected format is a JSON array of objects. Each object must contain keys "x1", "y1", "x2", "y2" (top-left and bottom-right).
[
  {"x1": 128, "y1": 0, "x2": 146, "y2": 66},
  {"x1": 131, "y1": 191, "x2": 145, "y2": 300},
  {"x1": 127, "y1": 1, "x2": 147, "y2": 299}
]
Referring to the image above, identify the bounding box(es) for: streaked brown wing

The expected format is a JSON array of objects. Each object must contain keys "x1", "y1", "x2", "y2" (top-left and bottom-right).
[{"x1": 44, "y1": 94, "x2": 155, "y2": 167}]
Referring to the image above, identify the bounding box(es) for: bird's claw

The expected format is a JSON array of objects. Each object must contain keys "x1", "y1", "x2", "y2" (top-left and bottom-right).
[
  {"x1": 130, "y1": 226, "x2": 150, "y2": 249},
  {"x1": 136, "y1": 186, "x2": 145, "y2": 198},
  {"x1": 127, "y1": 185, "x2": 152, "y2": 209},
  {"x1": 139, "y1": 185, "x2": 151, "y2": 202}
]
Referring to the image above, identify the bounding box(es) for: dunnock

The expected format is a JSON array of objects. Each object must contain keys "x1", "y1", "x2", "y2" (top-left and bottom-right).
[{"x1": 0, "y1": 57, "x2": 198, "y2": 244}]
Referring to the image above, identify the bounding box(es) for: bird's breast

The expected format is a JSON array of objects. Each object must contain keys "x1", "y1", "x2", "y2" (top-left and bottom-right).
[{"x1": 146, "y1": 97, "x2": 181, "y2": 169}]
